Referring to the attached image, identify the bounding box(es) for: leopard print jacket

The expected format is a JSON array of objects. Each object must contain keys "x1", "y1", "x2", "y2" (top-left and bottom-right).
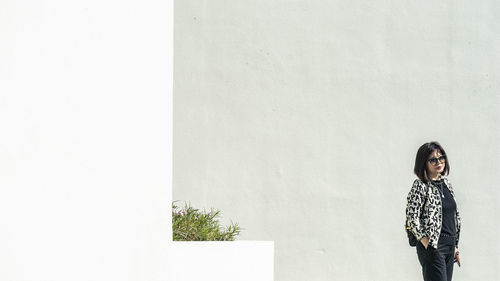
[{"x1": 405, "y1": 176, "x2": 461, "y2": 249}]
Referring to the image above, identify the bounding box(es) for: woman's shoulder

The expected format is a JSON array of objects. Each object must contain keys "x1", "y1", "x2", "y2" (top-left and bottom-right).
[
  {"x1": 412, "y1": 178, "x2": 425, "y2": 186},
  {"x1": 411, "y1": 178, "x2": 428, "y2": 193}
]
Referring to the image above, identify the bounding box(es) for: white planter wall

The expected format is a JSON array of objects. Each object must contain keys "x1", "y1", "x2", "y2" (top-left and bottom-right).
[{"x1": 170, "y1": 242, "x2": 274, "y2": 281}]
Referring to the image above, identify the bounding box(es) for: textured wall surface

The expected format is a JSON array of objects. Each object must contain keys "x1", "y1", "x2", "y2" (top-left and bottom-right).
[{"x1": 174, "y1": 1, "x2": 500, "y2": 280}]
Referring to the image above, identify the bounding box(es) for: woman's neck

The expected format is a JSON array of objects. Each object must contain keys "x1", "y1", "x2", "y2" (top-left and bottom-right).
[{"x1": 429, "y1": 173, "x2": 441, "y2": 181}]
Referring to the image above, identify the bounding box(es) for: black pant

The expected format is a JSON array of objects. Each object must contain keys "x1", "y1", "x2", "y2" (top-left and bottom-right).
[{"x1": 416, "y1": 236, "x2": 456, "y2": 281}]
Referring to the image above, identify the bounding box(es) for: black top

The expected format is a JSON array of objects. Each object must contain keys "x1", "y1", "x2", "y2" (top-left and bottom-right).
[{"x1": 432, "y1": 179, "x2": 457, "y2": 236}]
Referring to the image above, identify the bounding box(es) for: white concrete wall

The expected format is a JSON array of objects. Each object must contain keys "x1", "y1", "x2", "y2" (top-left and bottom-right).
[
  {"x1": 174, "y1": 1, "x2": 500, "y2": 280},
  {"x1": 1, "y1": 1, "x2": 172, "y2": 280}
]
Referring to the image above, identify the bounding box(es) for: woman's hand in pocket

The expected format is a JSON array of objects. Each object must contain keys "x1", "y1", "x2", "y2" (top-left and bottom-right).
[{"x1": 420, "y1": 237, "x2": 430, "y2": 249}]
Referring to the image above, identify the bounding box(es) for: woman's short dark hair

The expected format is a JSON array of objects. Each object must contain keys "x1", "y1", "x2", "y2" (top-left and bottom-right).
[{"x1": 414, "y1": 141, "x2": 450, "y2": 182}]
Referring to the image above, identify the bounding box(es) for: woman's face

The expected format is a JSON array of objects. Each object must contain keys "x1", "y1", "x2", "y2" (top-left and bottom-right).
[{"x1": 426, "y1": 149, "x2": 446, "y2": 177}]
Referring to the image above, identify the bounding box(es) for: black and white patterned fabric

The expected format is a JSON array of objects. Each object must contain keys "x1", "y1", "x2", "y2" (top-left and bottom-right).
[{"x1": 405, "y1": 176, "x2": 461, "y2": 249}]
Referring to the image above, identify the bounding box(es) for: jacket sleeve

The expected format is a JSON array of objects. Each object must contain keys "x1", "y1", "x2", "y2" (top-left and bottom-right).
[
  {"x1": 406, "y1": 179, "x2": 427, "y2": 241},
  {"x1": 455, "y1": 209, "x2": 461, "y2": 247}
]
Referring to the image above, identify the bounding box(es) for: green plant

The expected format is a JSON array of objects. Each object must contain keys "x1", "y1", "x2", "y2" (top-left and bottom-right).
[{"x1": 172, "y1": 202, "x2": 242, "y2": 241}]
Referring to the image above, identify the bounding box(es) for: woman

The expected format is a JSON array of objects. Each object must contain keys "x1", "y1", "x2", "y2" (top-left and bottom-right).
[{"x1": 406, "y1": 142, "x2": 461, "y2": 281}]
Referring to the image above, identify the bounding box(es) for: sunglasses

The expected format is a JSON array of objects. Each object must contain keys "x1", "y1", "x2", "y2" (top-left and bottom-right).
[{"x1": 428, "y1": 156, "x2": 446, "y2": 165}]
